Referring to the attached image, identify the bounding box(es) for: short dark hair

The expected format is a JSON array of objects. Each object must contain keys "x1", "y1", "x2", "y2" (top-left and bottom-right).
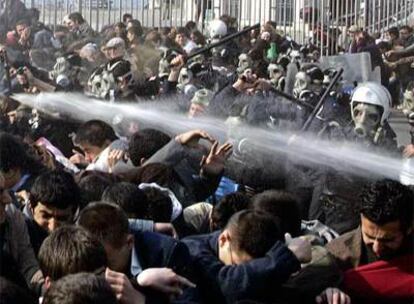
[
  {"x1": 176, "y1": 27, "x2": 190, "y2": 38},
  {"x1": 211, "y1": 192, "x2": 250, "y2": 231},
  {"x1": 0, "y1": 277, "x2": 37, "y2": 304},
  {"x1": 141, "y1": 186, "x2": 172, "y2": 222},
  {"x1": 387, "y1": 26, "x2": 399, "y2": 38},
  {"x1": 74, "y1": 120, "x2": 117, "y2": 148},
  {"x1": 400, "y1": 25, "x2": 413, "y2": 33},
  {"x1": 127, "y1": 19, "x2": 141, "y2": 28},
  {"x1": 78, "y1": 202, "x2": 129, "y2": 249},
  {"x1": 115, "y1": 22, "x2": 126, "y2": 30},
  {"x1": 0, "y1": 132, "x2": 43, "y2": 173},
  {"x1": 360, "y1": 179, "x2": 414, "y2": 231},
  {"x1": 226, "y1": 210, "x2": 282, "y2": 258},
  {"x1": 38, "y1": 226, "x2": 107, "y2": 281},
  {"x1": 68, "y1": 12, "x2": 85, "y2": 24},
  {"x1": 251, "y1": 190, "x2": 301, "y2": 237},
  {"x1": 102, "y1": 182, "x2": 148, "y2": 218},
  {"x1": 190, "y1": 30, "x2": 206, "y2": 46},
  {"x1": 122, "y1": 13, "x2": 133, "y2": 23},
  {"x1": 16, "y1": 19, "x2": 29, "y2": 27},
  {"x1": 127, "y1": 163, "x2": 183, "y2": 196},
  {"x1": 43, "y1": 273, "x2": 117, "y2": 304},
  {"x1": 128, "y1": 128, "x2": 171, "y2": 166},
  {"x1": 77, "y1": 171, "x2": 115, "y2": 207},
  {"x1": 29, "y1": 170, "x2": 80, "y2": 210},
  {"x1": 185, "y1": 21, "x2": 197, "y2": 32},
  {"x1": 127, "y1": 25, "x2": 143, "y2": 38},
  {"x1": 377, "y1": 41, "x2": 392, "y2": 52}
]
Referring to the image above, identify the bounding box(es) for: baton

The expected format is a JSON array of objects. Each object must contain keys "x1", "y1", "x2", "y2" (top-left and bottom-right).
[
  {"x1": 269, "y1": 87, "x2": 315, "y2": 110},
  {"x1": 170, "y1": 23, "x2": 261, "y2": 67},
  {"x1": 301, "y1": 68, "x2": 344, "y2": 132}
]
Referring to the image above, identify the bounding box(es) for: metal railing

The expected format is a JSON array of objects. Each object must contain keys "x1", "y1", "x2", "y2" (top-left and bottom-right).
[{"x1": 23, "y1": 0, "x2": 414, "y2": 53}]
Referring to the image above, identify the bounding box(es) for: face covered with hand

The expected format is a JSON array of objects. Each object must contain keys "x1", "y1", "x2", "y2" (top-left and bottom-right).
[{"x1": 352, "y1": 102, "x2": 382, "y2": 139}]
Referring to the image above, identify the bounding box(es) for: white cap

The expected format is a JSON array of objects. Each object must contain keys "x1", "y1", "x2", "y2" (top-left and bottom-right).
[{"x1": 105, "y1": 37, "x2": 126, "y2": 49}]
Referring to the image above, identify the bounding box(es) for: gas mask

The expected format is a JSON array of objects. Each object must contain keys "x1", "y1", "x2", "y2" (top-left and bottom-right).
[
  {"x1": 50, "y1": 56, "x2": 81, "y2": 85},
  {"x1": 49, "y1": 57, "x2": 70, "y2": 81},
  {"x1": 87, "y1": 60, "x2": 131, "y2": 100},
  {"x1": 293, "y1": 70, "x2": 322, "y2": 100},
  {"x1": 293, "y1": 71, "x2": 312, "y2": 98},
  {"x1": 177, "y1": 68, "x2": 193, "y2": 92},
  {"x1": 158, "y1": 47, "x2": 179, "y2": 79},
  {"x1": 289, "y1": 49, "x2": 302, "y2": 63},
  {"x1": 87, "y1": 68, "x2": 114, "y2": 99},
  {"x1": 351, "y1": 102, "x2": 382, "y2": 139},
  {"x1": 267, "y1": 64, "x2": 284, "y2": 88},
  {"x1": 237, "y1": 53, "x2": 252, "y2": 75}
]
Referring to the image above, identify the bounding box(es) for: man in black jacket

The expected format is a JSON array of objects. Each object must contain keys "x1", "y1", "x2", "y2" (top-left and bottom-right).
[
  {"x1": 183, "y1": 210, "x2": 311, "y2": 303},
  {"x1": 78, "y1": 201, "x2": 197, "y2": 302}
]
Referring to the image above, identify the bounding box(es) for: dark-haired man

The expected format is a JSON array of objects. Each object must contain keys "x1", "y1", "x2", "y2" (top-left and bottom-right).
[
  {"x1": 43, "y1": 273, "x2": 117, "y2": 304},
  {"x1": 78, "y1": 201, "x2": 197, "y2": 302},
  {"x1": 39, "y1": 225, "x2": 146, "y2": 303},
  {"x1": 316, "y1": 179, "x2": 414, "y2": 304},
  {"x1": 183, "y1": 210, "x2": 311, "y2": 303},
  {"x1": 23, "y1": 170, "x2": 80, "y2": 255},
  {"x1": 128, "y1": 128, "x2": 171, "y2": 167},
  {"x1": 70, "y1": 120, "x2": 133, "y2": 173},
  {"x1": 6, "y1": 19, "x2": 33, "y2": 54},
  {"x1": 38, "y1": 225, "x2": 107, "y2": 285},
  {"x1": 66, "y1": 12, "x2": 95, "y2": 39}
]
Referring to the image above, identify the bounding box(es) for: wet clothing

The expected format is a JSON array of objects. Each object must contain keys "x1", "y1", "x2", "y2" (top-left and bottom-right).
[
  {"x1": 183, "y1": 231, "x2": 300, "y2": 303},
  {"x1": 147, "y1": 139, "x2": 222, "y2": 206},
  {"x1": 131, "y1": 231, "x2": 198, "y2": 303},
  {"x1": 327, "y1": 227, "x2": 414, "y2": 303}
]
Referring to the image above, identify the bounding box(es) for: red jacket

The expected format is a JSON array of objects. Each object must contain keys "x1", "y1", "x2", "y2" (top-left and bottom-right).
[{"x1": 344, "y1": 254, "x2": 414, "y2": 303}]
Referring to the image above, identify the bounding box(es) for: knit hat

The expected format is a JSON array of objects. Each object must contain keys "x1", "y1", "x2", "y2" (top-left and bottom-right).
[{"x1": 191, "y1": 88, "x2": 213, "y2": 106}]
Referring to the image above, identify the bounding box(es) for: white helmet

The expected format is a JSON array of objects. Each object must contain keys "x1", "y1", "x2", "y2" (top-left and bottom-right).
[
  {"x1": 350, "y1": 82, "x2": 392, "y2": 125},
  {"x1": 209, "y1": 20, "x2": 227, "y2": 39}
]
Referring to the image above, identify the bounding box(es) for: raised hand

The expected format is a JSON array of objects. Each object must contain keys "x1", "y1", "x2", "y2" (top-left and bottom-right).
[
  {"x1": 175, "y1": 129, "x2": 215, "y2": 147},
  {"x1": 200, "y1": 141, "x2": 233, "y2": 176}
]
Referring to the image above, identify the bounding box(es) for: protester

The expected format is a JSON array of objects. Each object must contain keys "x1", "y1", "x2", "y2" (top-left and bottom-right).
[
  {"x1": 317, "y1": 179, "x2": 414, "y2": 304},
  {"x1": 0, "y1": 7, "x2": 413, "y2": 304},
  {"x1": 23, "y1": 170, "x2": 80, "y2": 255}
]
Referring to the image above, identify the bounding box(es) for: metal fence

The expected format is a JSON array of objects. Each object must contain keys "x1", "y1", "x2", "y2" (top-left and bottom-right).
[{"x1": 23, "y1": 0, "x2": 414, "y2": 52}]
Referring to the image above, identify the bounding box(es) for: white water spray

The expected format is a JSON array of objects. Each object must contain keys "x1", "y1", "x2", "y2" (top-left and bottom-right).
[{"x1": 13, "y1": 92, "x2": 414, "y2": 184}]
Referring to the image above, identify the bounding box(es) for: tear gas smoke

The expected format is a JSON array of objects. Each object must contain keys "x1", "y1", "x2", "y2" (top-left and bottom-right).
[{"x1": 13, "y1": 92, "x2": 414, "y2": 184}]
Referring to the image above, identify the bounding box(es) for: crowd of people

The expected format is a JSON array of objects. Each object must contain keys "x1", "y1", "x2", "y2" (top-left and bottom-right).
[{"x1": 0, "y1": 1, "x2": 414, "y2": 303}]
